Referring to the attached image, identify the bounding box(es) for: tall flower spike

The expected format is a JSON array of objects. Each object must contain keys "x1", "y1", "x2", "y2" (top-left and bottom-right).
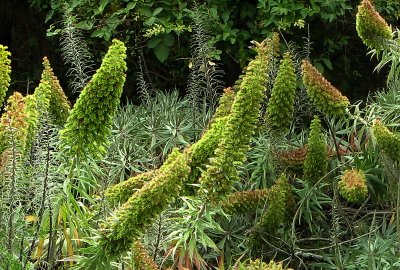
[
  {"x1": 100, "y1": 148, "x2": 191, "y2": 256},
  {"x1": 60, "y1": 39, "x2": 127, "y2": 162},
  {"x1": 240, "y1": 259, "x2": 294, "y2": 270},
  {"x1": 254, "y1": 174, "x2": 292, "y2": 235},
  {"x1": 277, "y1": 145, "x2": 308, "y2": 168},
  {"x1": 132, "y1": 241, "x2": 159, "y2": 270},
  {"x1": 266, "y1": 51, "x2": 297, "y2": 134},
  {"x1": 372, "y1": 119, "x2": 400, "y2": 163},
  {"x1": 302, "y1": 60, "x2": 349, "y2": 116},
  {"x1": 303, "y1": 116, "x2": 328, "y2": 184},
  {"x1": 42, "y1": 57, "x2": 71, "y2": 126},
  {"x1": 23, "y1": 94, "x2": 39, "y2": 153},
  {"x1": 356, "y1": 0, "x2": 393, "y2": 50},
  {"x1": 0, "y1": 45, "x2": 11, "y2": 107},
  {"x1": 200, "y1": 36, "x2": 276, "y2": 203},
  {"x1": 105, "y1": 89, "x2": 235, "y2": 206},
  {"x1": 188, "y1": 87, "x2": 235, "y2": 184},
  {"x1": 338, "y1": 169, "x2": 368, "y2": 203},
  {"x1": 221, "y1": 189, "x2": 270, "y2": 215},
  {"x1": 0, "y1": 92, "x2": 28, "y2": 152}
]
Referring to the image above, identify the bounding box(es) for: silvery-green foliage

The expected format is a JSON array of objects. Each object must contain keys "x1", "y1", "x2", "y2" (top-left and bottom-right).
[
  {"x1": 60, "y1": 8, "x2": 94, "y2": 93},
  {"x1": 187, "y1": 4, "x2": 224, "y2": 113}
]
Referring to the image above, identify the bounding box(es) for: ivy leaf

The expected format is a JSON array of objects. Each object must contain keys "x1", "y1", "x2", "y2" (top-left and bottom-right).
[
  {"x1": 153, "y1": 7, "x2": 163, "y2": 16},
  {"x1": 154, "y1": 44, "x2": 170, "y2": 63},
  {"x1": 321, "y1": 58, "x2": 333, "y2": 70},
  {"x1": 144, "y1": 17, "x2": 156, "y2": 26},
  {"x1": 148, "y1": 37, "x2": 162, "y2": 48},
  {"x1": 126, "y1": 2, "x2": 136, "y2": 10}
]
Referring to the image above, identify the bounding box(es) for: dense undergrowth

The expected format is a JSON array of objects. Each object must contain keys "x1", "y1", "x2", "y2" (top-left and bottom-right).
[{"x1": 3, "y1": 1, "x2": 400, "y2": 269}]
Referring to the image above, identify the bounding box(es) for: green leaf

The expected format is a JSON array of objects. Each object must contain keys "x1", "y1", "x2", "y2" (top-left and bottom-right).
[
  {"x1": 144, "y1": 16, "x2": 156, "y2": 26},
  {"x1": 154, "y1": 44, "x2": 170, "y2": 62},
  {"x1": 153, "y1": 7, "x2": 163, "y2": 16},
  {"x1": 126, "y1": 2, "x2": 136, "y2": 10},
  {"x1": 163, "y1": 33, "x2": 175, "y2": 47},
  {"x1": 91, "y1": 29, "x2": 104, "y2": 38},
  {"x1": 148, "y1": 37, "x2": 162, "y2": 48},
  {"x1": 322, "y1": 58, "x2": 333, "y2": 70}
]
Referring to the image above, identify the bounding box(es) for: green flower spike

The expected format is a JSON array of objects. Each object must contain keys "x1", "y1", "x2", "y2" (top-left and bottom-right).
[
  {"x1": 200, "y1": 37, "x2": 276, "y2": 203},
  {"x1": 60, "y1": 39, "x2": 127, "y2": 162},
  {"x1": 42, "y1": 57, "x2": 71, "y2": 126},
  {"x1": 302, "y1": 60, "x2": 349, "y2": 116},
  {"x1": 105, "y1": 89, "x2": 235, "y2": 205},
  {"x1": 372, "y1": 119, "x2": 400, "y2": 163},
  {"x1": 0, "y1": 92, "x2": 28, "y2": 150},
  {"x1": 254, "y1": 174, "x2": 292, "y2": 234},
  {"x1": 23, "y1": 94, "x2": 40, "y2": 152},
  {"x1": 222, "y1": 189, "x2": 270, "y2": 215},
  {"x1": 188, "y1": 87, "x2": 235, "y2": 184},
  {"x1": 0, "y1": 45, "x2": 11, "y2": 107},
  {"x1": 100, "y1": 148, "x2": 191, "y2": 256},
  {"x1": 266, "y1": 51, "x2": 297, "y2": 134},
  {"x1": 239, "y1": 259, "x2": 293, "y2": 270},
  {"x1": 132, "y1": 241, "x2": 158, "y2": 270},
  {"x1": 356, "y1": 0, "x2": 393, "y2": 50},
  {"x1": 338, "y1": 169, "x2": 368, "y2": 203},
  {"x1": 303, "y1": 116, "x2": 328, "y2": 185}
]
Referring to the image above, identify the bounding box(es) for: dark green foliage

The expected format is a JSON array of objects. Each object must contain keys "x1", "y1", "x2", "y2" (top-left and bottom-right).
[
  {"x1": 303, "y1": 116, "x2": 328, "y2": 185},
  {"x1": 356, "y1": 0, "x2": 393, "y2": 50},
  {"x1": 100, "y1": 148, "x2": 191, "y2": 256},
  {"x1": 200, "y1": 37, "x2": 274, "y2": 203},
  {"x1": 59, "y1": 39, "x2": 127, "y2": 162},
  {"x1": 266, "y1": 52, "x2": 297, "y2": 134}
]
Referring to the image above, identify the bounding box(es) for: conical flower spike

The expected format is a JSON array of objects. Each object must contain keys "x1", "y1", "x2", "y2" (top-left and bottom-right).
[
  {"x1": 302, "y1": 60, "x2": 349, "y2": 116},
  {"x1": 356, "y1": 0, "x2": 393, "y2": 50},
  {"x1": 0, "y1": 45, "x2": 11, "y2": 106},
  {"x1": 372, "y1": 119, "x2": 400, "y2": 163},
  {"x1": 303, "y1": 116, "x2": 328, "y2": 184},
  {"x1": 266, "y1": 52, "x2": 297, "y2": 134}
]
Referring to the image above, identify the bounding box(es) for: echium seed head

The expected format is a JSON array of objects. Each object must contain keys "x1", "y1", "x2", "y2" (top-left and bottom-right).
[
  {"x1": 302, "y1": 60, "x2": 349, "y2": 116},
  {"x1": 356, "y1": 0, "x2": 393, "y2": 50},
  {"x1": 338, "y1": 169, "x2": 368, "y2": 203}
]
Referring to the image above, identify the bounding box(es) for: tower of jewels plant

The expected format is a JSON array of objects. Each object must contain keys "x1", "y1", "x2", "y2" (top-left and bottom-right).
[
  {"x1": 59, "y1": 39, "x2": 127, "y2": 163},
  {"x1": 0, "y1": 45, "x2": 11, "y2": 107},
  {"x1": 266, "y1": 51, "x2": 297, "y2": 134},
  {"x1": 199, "y1": 37, "x2": 276, "y2": 203},
  {"x1": 303, "y1": 116, "x2": 328, "y2": 185},
  {"x1": 302, "y1": 60, "x2": 349, "y2": 116},
  {"x1": 356, "y1": 0, "x2": 393, "y2": 50}
]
